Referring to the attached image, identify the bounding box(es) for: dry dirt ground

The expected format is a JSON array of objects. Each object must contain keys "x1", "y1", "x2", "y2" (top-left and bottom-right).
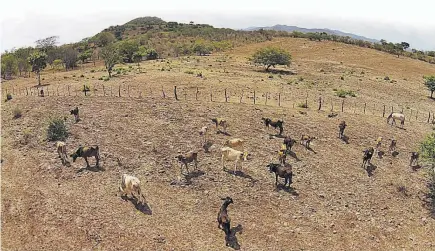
[{"x1": 2, "y1": 38, "x2": 435, "y2": 250}]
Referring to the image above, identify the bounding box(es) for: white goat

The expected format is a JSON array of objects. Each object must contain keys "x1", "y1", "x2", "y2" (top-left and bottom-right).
[
  {"x1": 224, "y1": 138, "x2": 244, "y2": 150},
  {"x1": 56, "y1": 141, "x2": 68, "y2": 165},
  {"x1": 119, "y1": 174, "x2": 145, "y2": 204},
  {"x1": 199, "y1": 126, "x2": 208, "y2": 143},
  {"x1": 221, "y1": 147, "x2": 249, "y2": 172}
]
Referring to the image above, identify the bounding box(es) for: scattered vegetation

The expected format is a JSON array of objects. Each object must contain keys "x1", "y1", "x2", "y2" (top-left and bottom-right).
[
  {"x1": 47, "y1": 117, "x2": 68, "y2": 141},
  {"x1": 384, "y1": 76, "x2": 390, "y2": 81},
  {"x1": 420, "y1": 133, "x2": 435, "y2": 216},
  {"x1": 184, "y1": 70, "x2": 194, "y2": 74},
  {"x1": 424, "y1": 75, "x2": 435, "y2": 98},
  {"x1": 297, "y1": 102, "x2": 308, "y2": 108},
  {"x1": 22, "y1": 129, "x2": 32, "y2": 145},
  {"x1": 12, "y1": 107, "x2": 22, "y2": 119},
  {"x1": 335, "y1": 89, "x2": 357, "y2": 98},
  {"x1": 5, "y1": 93, "x2": 12, "y2": 102}
]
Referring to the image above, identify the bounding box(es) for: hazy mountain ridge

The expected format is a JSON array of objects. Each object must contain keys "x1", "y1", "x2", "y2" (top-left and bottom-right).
[{"x1": 243, "y1": 24, "x2": 379, "y2": 43}]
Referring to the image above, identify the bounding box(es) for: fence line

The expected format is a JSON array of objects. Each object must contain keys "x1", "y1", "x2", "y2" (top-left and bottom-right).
[{"x1": 5, "y1": 84, "x2": 435, "y2": 125}]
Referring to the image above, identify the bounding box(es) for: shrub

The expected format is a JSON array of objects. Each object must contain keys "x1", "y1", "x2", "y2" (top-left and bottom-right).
[
  {"x1": 298, "y1": 76, "x2": 304, "y2": 81},
  {"x1": 297, "y1": 102, "x2": 308, "y2": 108},
  {"x1": 340, "y1": 76, "x2": 344, "y2": 80},
  {"x1": 384, "y1": 76, "x2": 390, "y2": 80},
  {"x1": 184, "y1": 70, "x2": 194, "y2": 74},
  {"x1": 5, "y1": 94, "x2": 12, "y2": 101},
  {"x1": 80, "y1": 74, "x2": 85, "y2": 78},
  {"x1": 22, "y1": 129, "x2": 32, "y2": 145},
  {"x1": 64, "y1": 76, "x2": 68, "y2": 79},
  {"x1": 268, "y1": 75, "x2": 274, "y2": 79},
  {"x1": 73, "y1": 74, "x2": 76, "y2": 77},
  {"x1": 98, "y1": 77, "x2": 103, "y2": 80},
  {"x1": 427, "y1": 169, "x2": 435, "y2": 216},
  {"x1": 12, "y1": 107, "x2": 22, "y2": 119},
  {"x1": 103, "y1": 76, "x2": 110, "y2": 81},
  {"x1": 90, "y1": 69, "x2": 95, "y2": 73},
  {"x1": 47, "y1": 117, "x2": 68, "y2": 141},
  {"x1": 335, "y1": 89, "x2": 357, "y2": 98}
]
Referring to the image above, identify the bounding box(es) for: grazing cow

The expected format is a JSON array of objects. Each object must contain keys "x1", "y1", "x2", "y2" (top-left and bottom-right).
[
  {"x1": 70, "y1": 145, "x2": 100, "y2": 168},
  {"x1": 267, "y1": 163, "x2": 293, "y2": 188},
  {"x1": 199, "y1": 126, "x2": 208, "y2": 143},
  {"x1": 261, "y1": 118, "x2": 284, "y2": 135},
  {"x1": 217, "y1": 197, "x2": 233, "y2": 246},
  {"x1": 70, "y1": 107, "x2": 79, "y2": 122},
  {"x1": 338, "y1": 121, "x2": 346, "y2": 139},
  {"x1": 409, "y1": 152, "x2": 419, "y2": 167},
  {"x1": 224, "y1": 138, "x2": 244, "y2": 150},
  {"x1": 387, "y1": 112, "x2": 405, "y2": 128},
  {"x1": 119, "y1": 174, "x2": 145, "y2": 204},
  {"x1": 362, "y1": 147, "x2": 374, "y2": 168}
]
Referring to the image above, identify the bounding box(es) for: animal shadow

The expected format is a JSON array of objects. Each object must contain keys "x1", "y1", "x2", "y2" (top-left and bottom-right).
[
  {"x1": 225, "y1": 170, "x2": 256, "y2": 182},
  {"x1": 76, "y1": 165, "x2": 104, "y2": 173},
  {"x1": 365, "y1": 163, "x2": 377, "y2": 177},
  {"x1": 306, "y1": 146, "x2": 317, "y2": 154},
  {"x1": 377, "y1": 151, "x2": 385, "y2": 159},
  {"x1": 411, "y1": 165, "x2": 422, "y2": 171},
  {"x1": 226, "y1": 224, "x2": 243, "y2": 250},
  {"x1": 288, "y1": 151, "x2": 301, "y2": 161},
  {"x1": 340, "y1": 135, "x2": 349, "y2": 144},
  {"x1": 184, "y1": 170, "x2": 205, "y2": 184},
  {"x1": 276, "y1": 184, "x2": 299, "y2": 196},
  {"x1": 391, "y1": 151, "x2": 399, "y2": 157},
  {"x1": 122, "y1": 195, "x2": 152, "y2": 215},
  {"x1": 217, "y1": 131, "x2": 231, "y2": 136}
]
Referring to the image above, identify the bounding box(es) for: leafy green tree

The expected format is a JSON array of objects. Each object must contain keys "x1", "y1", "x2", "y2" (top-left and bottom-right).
[
  {"x1": 52, "y1": 59, "x2": 64, "y2": 70},
  {"x1": 1, "y1": 53, "x2": 18, "y2": 79},
  {"x1": 96, "y1": 32, "x2": 115, "y2": 47},
  {"x1": 61, "y1": 46, "x2": 78, "y2": 71},
  {"x1": 192, "y1": 40, "x2": 212, "y2": 56},
  {"x1": 35, "y1": 36, "x2": 58, "y2": 52},
  {"x1": 421, "y1": 132, "x2": 435, "y2": 165},
  {"x1": 401, "y1": 42, "x2": 410, "y2": 50},
  {"x1": 118, "y1": 40, "x2": 139, "y2": 63},
  {"x1": 78, "y1": 50, "x2": 92, "y2": 64},
  {"x1": 28, "y1": 51, "x2": 47, "y2": 85},
  {"x1": 14, "y1": 47, "x2": 33, "y2": 77},
  {"x1": 145, "y1": 48, "x2": 158, "y2": 60},
  {"x1": 250, "y1": 47, "x2": 292, "y2": 71},
  {"x1": 100, "y1": 44, "x2": 119, "y2": 77},
  {"x1": 424, "y1": 75, "x2": 435, "y2": 98}
]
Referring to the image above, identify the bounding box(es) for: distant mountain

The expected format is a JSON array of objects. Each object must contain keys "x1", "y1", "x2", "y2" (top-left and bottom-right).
[{"x1": 243, "y1": 25, "x2": 379, "y2": 43}]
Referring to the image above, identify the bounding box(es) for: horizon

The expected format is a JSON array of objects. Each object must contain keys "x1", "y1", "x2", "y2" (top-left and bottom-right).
[{"x1": 1, "y1": 0, "x2": 435, "y2": 52}]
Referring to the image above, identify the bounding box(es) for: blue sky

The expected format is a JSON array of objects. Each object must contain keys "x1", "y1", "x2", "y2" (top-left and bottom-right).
[{"x1": 1, "y1": 0, "x2": 435, "y2": 51}]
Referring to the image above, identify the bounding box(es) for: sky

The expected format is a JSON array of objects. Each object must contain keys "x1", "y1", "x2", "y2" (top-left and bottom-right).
[{"x1": 1, "y1": 0, "x2": 435, "y2": 52}]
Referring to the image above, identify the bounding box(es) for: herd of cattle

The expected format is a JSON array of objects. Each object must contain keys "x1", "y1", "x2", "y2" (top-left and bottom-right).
[{"x1": 53, "y1": 108, "x2": 421, "y2": 247}]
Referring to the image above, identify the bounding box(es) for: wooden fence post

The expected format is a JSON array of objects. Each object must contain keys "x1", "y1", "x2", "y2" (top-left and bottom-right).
[
  {"x1": 47, "y1": 86, "x2": 49, "y2": 96},
  {"x1": 174, "y1": 86, "x2": 178, "y2": 100},
  {"x1": 68, "y1": 85, "x2": 70, "y2": 96},
  {"x1": 210, "y1": 90, "x2": 213, "y2": 102},
  {"x1": 364, "y1": 103, "x2": 366, "y2": 114},
  {"x1": 196, "y1": 87, "x2": 199, "y2": 101},
  {"x1": 57, "y1": 86, "x2": 59, "y2": 96},
  {"x1": 161, "y1": 86, "x2": 165, "y2": 98},
  {"x1": 401, "y1": 107, "x2": 404, "y2": 113},
  {"x1": 240, "y1": 90, "x2": 244, "y2": 103},
  {"x1": 119, "y1": 85, "x2": 121, "y2": 97},
  {"x1": 341, "y1": 100, "x2": 344, "y2": 112},
  {"x1": 305, "y1": 92, "x2": 308, "y2": 109},
  {"x1": 318, "y1": 97, "x2": 322, "y2": 111},
  {"x1": 416, "y1": 110, "x2": 419, "y2": 121},
  {"x1": 373, "y1": 104, "x2": 375, "y2": 115},
  {"x1": 427, "y1": 112, "x2": 431, "y2": 123},
  {"x1": 26, "y1": 88, "x2": 29, "y2": 96},
  {"x1": 391, "y1": 106, "x2": 394, "y2": 113},
  {"x1": 265, "y1": 92, "x2": 268, "y2": 105},
  {"x1": 103, "y1": 85, "x2": 105, "y2": 96},
  {"x1": 128, "y1": 85, "x2": 130, "y2": 97},
  {"x1": 254, "y1": 90, "x2": 256, "y2": 104},
  {"x1": 278, "y1": 93, "x2": 281, "y2": 107},
  {"x1": 225, "y1": 89, "x2": 228, "y2": 102},
  {"x1": 110, "y1": 86, "x2": 113, "y2": 96},
  {"x1": 383, "y1": 105, "x2": 386, "y2": 117},
  {"x1": 331, "y1": 98, "x2": 334, "y2": 112}
]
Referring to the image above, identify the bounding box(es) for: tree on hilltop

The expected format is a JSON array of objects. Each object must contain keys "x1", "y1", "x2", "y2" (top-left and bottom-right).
[{"x1": 250, "y1": 47, "x2": 291, "y2": 71}]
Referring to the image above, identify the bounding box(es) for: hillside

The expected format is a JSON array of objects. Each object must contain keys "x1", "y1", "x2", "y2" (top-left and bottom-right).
[
  {"x1": 243, "y1": 25, "x2": 379, "y2": 43},
  {"x1": 2, "y1": 37, "x2": 435, "y2": 250}
]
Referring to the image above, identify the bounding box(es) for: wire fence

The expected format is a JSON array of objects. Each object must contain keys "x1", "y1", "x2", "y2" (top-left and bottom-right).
[{"x1": 5, "y1": 84, "x2": 435, "y2": 125}]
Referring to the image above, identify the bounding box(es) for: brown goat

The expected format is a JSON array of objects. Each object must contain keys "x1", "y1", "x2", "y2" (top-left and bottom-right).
[
  {"x1": 338, "y1": 121, "x2": 346, "y2": 139},
  {"x1": 176, "y1": 151, "x2": 198, "y2": 173},
  {"x1": 267, "y1": 163, "x2": 293, "y2": 188},
  {"x1": 409, "y1": 152, "x2": 419, "y2": 167},
  {"x1": 217, "y1": 196, "x2": 233, "y2": 246},
  {"x1": 300, "y1": 135, "x2": 315, "y2": 149},
  {"x1": 70, "y1": 145, "x2": 100, "y2": 168}
]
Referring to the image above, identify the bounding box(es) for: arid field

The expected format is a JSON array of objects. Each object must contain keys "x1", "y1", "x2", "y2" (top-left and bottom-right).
[{"x1": 2, "y1": 37, "x2": 435, "y2": 250}]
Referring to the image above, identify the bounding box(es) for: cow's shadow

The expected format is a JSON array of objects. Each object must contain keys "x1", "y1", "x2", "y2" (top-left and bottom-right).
[
  {"x1": 225, "y1": 224, "x2": 243, "y2": 250},
  {"x1": 365, "y1": 163, "x2": 377, "y2": 177}
]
